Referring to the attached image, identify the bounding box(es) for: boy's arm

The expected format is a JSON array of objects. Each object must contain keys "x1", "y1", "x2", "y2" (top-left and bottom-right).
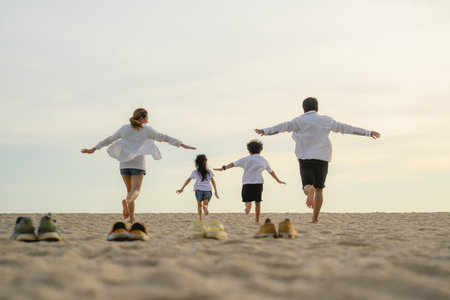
[
  {"x1": 176, "y1": 178, "x2": 192, "y2": 194},
  {"x1": 213, "y1": 163, "x2": 235, "y2": 171},
  {"x1": 210, "y1": 178, "x2": 219, "y2": 199},
  {"x1": 269, "y1": 171, "x2": 286, "y2": 185}
]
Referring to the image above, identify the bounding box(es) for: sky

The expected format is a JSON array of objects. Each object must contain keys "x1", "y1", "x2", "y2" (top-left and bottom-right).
[{"x1": 1, "y1": 0, "x2": 449, "y2": 214}]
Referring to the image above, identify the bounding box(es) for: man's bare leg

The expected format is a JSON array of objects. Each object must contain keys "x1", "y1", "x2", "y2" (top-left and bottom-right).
[
  {"x1": 304, "y1": 184, "x2": 315, "y2": 208},
  {"x1": 312, "y1": 188, "x2": 323, "y2": 223}
]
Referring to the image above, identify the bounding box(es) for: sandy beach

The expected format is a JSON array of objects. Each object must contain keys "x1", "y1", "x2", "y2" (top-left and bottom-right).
[{"x1": 0, "y1": 212, "x2": 448, "y2": 300}]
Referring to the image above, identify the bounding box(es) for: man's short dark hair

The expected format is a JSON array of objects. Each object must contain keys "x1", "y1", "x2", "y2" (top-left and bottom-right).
[
  {"x1": 302, "y1": 97, "x2": 318, "y2": 112},
  {"x1": 247, "y1": 139, "x2": 263, "y2": 154}
]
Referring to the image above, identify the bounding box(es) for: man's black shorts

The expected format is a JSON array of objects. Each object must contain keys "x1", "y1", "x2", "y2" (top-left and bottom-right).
[
  {"x1": 298, "y1": 159, "x2": 328, "y2": 189},
  {"x1": 241, "y1": 184, "x2": 263, "y2": 202}
]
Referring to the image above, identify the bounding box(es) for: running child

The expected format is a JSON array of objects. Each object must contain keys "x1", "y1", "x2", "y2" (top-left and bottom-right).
[
  {"x1": 214, "y1": 139, "x2": 285, "y2": 223},
  {"x1": 81, "y1": 108, "x2": 196, "y2": 224},
  {"x1": 177, "y1": 154, "x2": 219, "y2": 220}
]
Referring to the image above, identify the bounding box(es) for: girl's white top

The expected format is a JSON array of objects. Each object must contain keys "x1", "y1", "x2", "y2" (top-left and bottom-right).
[
  {"x1": 233, "y1": 154, "x2": 272, "y2": 185},
  {"x1": 95, "y1": 124, "x2": 183, "y2": 170},
  {"x1": 190, "y1": 169, "x2": 214, "y2": 191}
]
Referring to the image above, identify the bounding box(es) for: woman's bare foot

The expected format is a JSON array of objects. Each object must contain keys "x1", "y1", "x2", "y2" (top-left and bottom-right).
[
  {"x1": 122, "y1": 200, "x2": 130, "y2": 219},
  {"x1": 306, "y1": 186, "x2": 315, "y2": 209}
]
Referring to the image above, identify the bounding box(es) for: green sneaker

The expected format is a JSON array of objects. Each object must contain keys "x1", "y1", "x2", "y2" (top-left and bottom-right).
[
  {"x1": 37, "y1": 213, "x2": 61, "y2": 242},
  {"x1": 10, "y1": 217, "x2": 37, "y2": 242}
]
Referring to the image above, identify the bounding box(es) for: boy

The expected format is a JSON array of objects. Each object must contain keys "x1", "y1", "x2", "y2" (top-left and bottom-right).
[
  {"x1": 214, "y1": 139, "x2": 285, "y2": 223},
  {"x1": 255, "y1": 97, "x2": 380, "y2": 223}
]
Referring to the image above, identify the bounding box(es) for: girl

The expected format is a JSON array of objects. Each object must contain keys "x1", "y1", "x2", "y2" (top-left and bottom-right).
[
  {"x1": 81, "y1": 108, "x2": 196, "y2": 224},
  {"x1": 176, "y1": 154, "x2": 219, "y2": 220}
]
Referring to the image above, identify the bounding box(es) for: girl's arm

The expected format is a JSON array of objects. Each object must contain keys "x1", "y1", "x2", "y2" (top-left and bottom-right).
[
  {"x1": 176, "y1": 178, "x2": 192, "y2": 194},
  {"x1": 213, "y1": 163, "x2": 234, "y2": 171},
  {"x1": 210, "y1": 178, "x2": 219, "y2": 199},
  {"x1": 269, "y1": 171, "x2": 286, "y2": 184}
]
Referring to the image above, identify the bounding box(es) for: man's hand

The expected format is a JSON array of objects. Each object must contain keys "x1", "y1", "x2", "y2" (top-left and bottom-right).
[
  {"x1": 370, "y1": 131, "x2": 381, "y2": 139},
  {"x1": 254, "y1": 129, "x2": 265, "y2": 136}
]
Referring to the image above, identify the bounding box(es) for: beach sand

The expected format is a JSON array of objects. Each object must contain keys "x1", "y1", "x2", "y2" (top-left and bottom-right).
[{"x1": 0, "y1": 212, "x2": 449, "y2": 300}]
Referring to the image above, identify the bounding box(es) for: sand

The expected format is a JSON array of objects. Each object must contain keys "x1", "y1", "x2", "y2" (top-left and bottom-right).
[{"x1": 0, "y1": 212, "x2": 449, "y2": 300}]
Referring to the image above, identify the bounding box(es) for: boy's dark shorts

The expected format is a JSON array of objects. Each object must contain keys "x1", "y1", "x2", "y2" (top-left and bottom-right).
[
  {"x1": 298, "y1": 159, "x2": 328, "y2": 189},
  {"x1": 241, "y1": 184, "x2": 263, "y2": 202}
]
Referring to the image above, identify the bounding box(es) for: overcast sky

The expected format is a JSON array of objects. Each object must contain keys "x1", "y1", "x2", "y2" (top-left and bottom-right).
[{"x1": 1, "y1": 0, "x2": 449, "y2": 214}]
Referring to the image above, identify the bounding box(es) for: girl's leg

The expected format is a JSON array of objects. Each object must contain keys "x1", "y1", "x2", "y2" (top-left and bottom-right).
[
  {"x1": 202, "y1": 199, "x2": 209, "y2": 216},
  {"x1": 197, "y1": 201, "x2": 203, "y2": 220},
  {"x1": 121, "y1": 175, "x2": 132, "y2": 219},
  {"x1": 255, "y1": 202, "x2": 261, "y2": 223}
]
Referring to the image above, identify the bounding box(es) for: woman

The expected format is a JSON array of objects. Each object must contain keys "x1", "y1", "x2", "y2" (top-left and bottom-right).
[{"x1": 81, "y1": 108, "x2": 196, "y2": 223}]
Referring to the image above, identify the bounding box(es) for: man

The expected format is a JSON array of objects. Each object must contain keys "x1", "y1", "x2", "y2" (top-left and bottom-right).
[{"x1": 255, "y1": 97, "x2": 380, "y2": 223}]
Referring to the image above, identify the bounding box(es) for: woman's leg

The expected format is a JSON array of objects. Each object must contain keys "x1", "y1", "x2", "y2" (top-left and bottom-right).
[
  {"x1": 202, "y1": 199, "x2": 209, "y2": 216},
  {"x1": 127, "y1": 174, "x2": 144, "y2": 223},
  {"x1": 197, "y1": 201, "x2": 203, "y2": 220},
  {"x1": 121, "y1": 174, "x2": 144, "y2": 223},
  {"x1": 121, "y1": 175, "x2": 132, "y2": 219}
]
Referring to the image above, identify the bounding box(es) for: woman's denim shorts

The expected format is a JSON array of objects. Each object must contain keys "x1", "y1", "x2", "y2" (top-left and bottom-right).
[
  {"x1": 120, "y1": 168, "x2": 146, "y2": 176},
  {"x1": 195, "y1": 190, "x2": 212, "y2": 202}
]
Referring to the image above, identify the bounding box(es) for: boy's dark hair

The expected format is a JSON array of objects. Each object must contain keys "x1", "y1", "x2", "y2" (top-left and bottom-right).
[
  {"x1": 247, "y1": 139, "x2": 263, "y2": 154},
  {"x1": 302, "y1": 97, "x2": 318, "y2": 112}
]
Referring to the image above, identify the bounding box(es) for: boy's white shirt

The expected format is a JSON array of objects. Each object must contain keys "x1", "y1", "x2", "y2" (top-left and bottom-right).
[
  {"x1": 95, "y1": 124, "x2": 183, "y2": 170},
  {"x1": 233, "y1": 154, "x2": 272, "y2": 184},
  {"x1": 263, "y1": 111, "x2": 371, "y2": 162},
  {"x1": 190, "y1": 169, "x2": 214, "y2": 191}
]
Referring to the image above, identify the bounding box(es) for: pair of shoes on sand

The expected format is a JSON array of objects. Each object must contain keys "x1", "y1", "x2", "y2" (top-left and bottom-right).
[
  {"x1": 188, "y1": 220, "x2": 227, "y2": 240},
  {"x1": 254, "y1": 218, "x2": 299, "y2": 239},
  {"x1": 10, "y1": 213, "x2": 61, "y2": 242},
  {"x1": 107, "y1": 221, "x2": 149, "y2": 241}
]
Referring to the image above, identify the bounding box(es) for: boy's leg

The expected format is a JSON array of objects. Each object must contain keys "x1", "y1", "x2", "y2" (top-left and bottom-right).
[
  {"x1": 245, "y1": 202, "x2": 252, "y2": 215},
  {"x1": 312, "y1": 188, "x2": 323, "y2": 223},
  {"x1": 202, "y1": 199, "x2": 209, "y2": 216},
  {"x1": 197, "y1": 201, "x2": 203, "y2": 220},
  {"x1": 255, "y1": 202, "x2": 261, "y2": 223}
]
